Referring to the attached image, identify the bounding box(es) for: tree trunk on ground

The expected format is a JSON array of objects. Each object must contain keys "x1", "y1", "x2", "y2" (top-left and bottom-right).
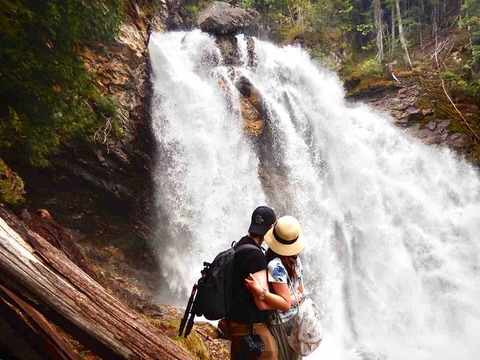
[
  {"x1": 0, "y1": 283, "x2": 77, "y2": 360},
  {"x1": 0, "y1": 206, "x2": 193, "y2": 360},
  {"x1": 395, "y1": 0, "x2": 413, "y2": 69}
]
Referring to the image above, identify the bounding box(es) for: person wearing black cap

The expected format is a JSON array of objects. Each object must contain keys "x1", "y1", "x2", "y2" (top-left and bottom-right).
[
  {"x1": 244, "y1": 216, "x2": 306, "y2": 360},
  {"x1": 225, "y1": 206, "x2": 278, "y2": 360}
]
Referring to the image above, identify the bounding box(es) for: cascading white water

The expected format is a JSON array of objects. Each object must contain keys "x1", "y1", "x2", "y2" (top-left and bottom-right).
[{"x1": 148, "y1": 30, "x2": 480, "y2": 359}]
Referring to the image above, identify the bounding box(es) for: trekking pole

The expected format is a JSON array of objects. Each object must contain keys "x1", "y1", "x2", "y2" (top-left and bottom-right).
[{"x1": 178, "y1": 284, "x2": 197, "y2": 337}]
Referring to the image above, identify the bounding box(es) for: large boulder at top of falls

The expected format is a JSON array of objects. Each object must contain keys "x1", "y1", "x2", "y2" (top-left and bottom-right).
[{"x1": 197, "y1": 1, "x2": 260, "y2": 36}]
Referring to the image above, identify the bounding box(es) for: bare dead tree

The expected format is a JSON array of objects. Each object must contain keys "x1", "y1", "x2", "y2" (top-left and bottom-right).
[
  {"x1": 374, "y1": 0, "x2": 384, "y2": 61},
  {"x1": 395, "y1": 0, "x2": 413, "y2": 69},
  {"x1": 390, "y1": 1, "x2": 396, "y2": 60}
]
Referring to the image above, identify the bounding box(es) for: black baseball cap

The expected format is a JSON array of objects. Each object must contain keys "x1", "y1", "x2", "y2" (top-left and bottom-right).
[{"x1": 248, "y1": 206, "x2": 276, "y2": 235}]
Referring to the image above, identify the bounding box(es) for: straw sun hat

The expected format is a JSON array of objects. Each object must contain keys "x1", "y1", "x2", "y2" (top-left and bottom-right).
[{"x1": 264, "y1": 215, "x2": 304, "y2": 256}]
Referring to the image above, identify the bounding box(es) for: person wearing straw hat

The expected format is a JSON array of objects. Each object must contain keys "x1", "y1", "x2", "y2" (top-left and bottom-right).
[{"x1": 245, "y1": 215, "x2": 305, "y2": 360}]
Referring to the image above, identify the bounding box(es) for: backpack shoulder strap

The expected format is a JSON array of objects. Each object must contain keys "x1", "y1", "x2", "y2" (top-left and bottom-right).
[{"x1": 234, "y1": 243, "x2": 263, "y2": 254}]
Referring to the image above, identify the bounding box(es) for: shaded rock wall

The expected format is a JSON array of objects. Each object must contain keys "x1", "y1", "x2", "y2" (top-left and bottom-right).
[{"x1": 18, "y1": 1, "x2": 187, "y2": 264}]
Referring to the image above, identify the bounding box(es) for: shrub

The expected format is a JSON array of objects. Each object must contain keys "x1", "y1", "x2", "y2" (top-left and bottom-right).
[
  {"x1": 0, "y1": 158, "x2": 25, "y2": 205},
  {"x1": 359, "y1": 58, "x2": 384, "y2": 78}
]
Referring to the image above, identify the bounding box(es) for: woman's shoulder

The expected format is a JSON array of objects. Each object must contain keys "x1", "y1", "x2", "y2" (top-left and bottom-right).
[
  {"x1": 268, "y1": 258, "x2": 288, "y2": 282},
  {"x1": 267, "y1": 256, "x2": 284, "y2": 270}
]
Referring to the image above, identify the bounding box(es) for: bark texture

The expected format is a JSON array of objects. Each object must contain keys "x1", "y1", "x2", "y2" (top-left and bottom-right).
[{"x1": 373, "y1": 0, "x2": 384, "y2": 61}]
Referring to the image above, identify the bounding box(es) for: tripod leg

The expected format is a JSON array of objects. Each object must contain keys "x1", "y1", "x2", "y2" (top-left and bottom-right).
[
  {"x1": 184, "y1": 311, "x2": 196, "y2": 337},
  {"x1": 178, "y1": 285, "x2": 197, "y2": 336}
]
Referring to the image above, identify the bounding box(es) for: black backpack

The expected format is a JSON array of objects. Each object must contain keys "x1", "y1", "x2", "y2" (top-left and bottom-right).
[{"x1": 178, "y1": 242, "x2": 262, "y2": 337}]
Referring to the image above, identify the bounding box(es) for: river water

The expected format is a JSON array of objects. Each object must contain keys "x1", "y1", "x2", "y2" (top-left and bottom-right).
[{"x1": 148, "y1": 30, "x2": 480, "y2": 360}]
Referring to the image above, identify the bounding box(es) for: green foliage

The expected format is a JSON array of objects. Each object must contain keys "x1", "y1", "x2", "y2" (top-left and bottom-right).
[
  {"x1": 359, "y1": 58, "x2": 384, "y2": 78},
  {"x1": 460, "y1": 0, "x2": 480, "y2": 41},
  {"x1": 238, "y1": 0, "x2": 255, "y2": 8},
  {"x1": 466, "y1": 75, "x2": 480, "y2": 99},
  {"x1": 0, "y1": 158, "x2": 25, "y2": 205},
  {"x1": 459, "y1": 0, "x2": 480, "y2": 100},
  {"x1": 442, "y1": 70, "x2": 468, "y2": 93},
  {"x1": 92, "y1": 94, "x2": 118, "y2": 120},
  {"x1": 183, "y1": 1, "x2": 214, "y2": 26},
  {"x1": 356, "y1": 23, "x2": 372, "y2": 36},
  {"x1": 0, "y1": 0, "x2": 124, "y2": 167},
  {"x1": 240, "y1": 0, "x2": 470, "y2": 70}
]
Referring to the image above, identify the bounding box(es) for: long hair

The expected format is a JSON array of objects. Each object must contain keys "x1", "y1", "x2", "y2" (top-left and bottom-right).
[{"x1": 266, "y1": 248, "x2": 297, "y2": 281}]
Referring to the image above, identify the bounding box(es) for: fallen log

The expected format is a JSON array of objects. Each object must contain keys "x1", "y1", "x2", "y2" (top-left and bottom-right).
[
  {"x1": 0, "y1": 206, "x2": 193, "y2": 360},
  {"x1": 0, "y1": 283, "x2": 76, "y2": 359}
]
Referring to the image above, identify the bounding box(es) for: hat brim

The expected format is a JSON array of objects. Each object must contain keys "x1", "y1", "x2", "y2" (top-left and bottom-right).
[
  {"x1": 248, "y1": 223, "x2": 271, "y2": 236},
  {"x1": 264, "y1": 228, "x2": 305, "y2": 256}
]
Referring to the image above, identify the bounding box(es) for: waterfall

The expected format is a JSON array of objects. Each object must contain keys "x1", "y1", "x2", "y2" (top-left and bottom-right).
[{"x1": 148, "y1": 30, "x2": 480, "y2": 359}]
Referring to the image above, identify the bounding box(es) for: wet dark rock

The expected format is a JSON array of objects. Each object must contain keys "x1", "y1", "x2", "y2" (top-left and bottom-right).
[
  {"x1": 416, "y1": 129, "x2": 444, "y2": 144},
  {"x1": 166, "y1": 0, "x2": 187, "y2": 31},
  {"x1": 20, "y1": 208, "x2": 32, "y2": 221},
  {"x1": 236, "y1": 75, "x2": 253, "y2": 96},
  {"x1": 344, "y1": 77, "x2": 361, "y2": 91},
  {"x1": 348, "y1": 84, "x2": 400, "y2": 102},
  {"x1": 446, "y1": 133, "x2": 469, "y2": 148},
  {"x1": 426, "y1": 120, "x2": 437, "y2": 131},
  {"x1": 167, "y1": 12, "x2": 185, "y2": 30},
  {"x1": 435, "y1": 119, "x2": 451, "y2": 134},
  {"x1": 197, "y1": 1, "x2": 260, "y2": 36},
  {"x1": 406, "y1": 106, "x2": 425, "y2": 122},
  {"x1": 402, "y1": 117, "x2": 458, "y2": 147},
  {"x1": 405, "y1": 123, "x2": 421, "y2": 136},
  {"x1": 425, "y1": 119, "x2": 451, "y2": 134},
  {"x1": 215, "y1": 34, "x2": 256, "y2": 69},
  {"x1": 292, "y1": 35, "x2": 305, "y2": 47},
  {"x1": 216, "y1": 35, "x2": 240, "y2": 66}
]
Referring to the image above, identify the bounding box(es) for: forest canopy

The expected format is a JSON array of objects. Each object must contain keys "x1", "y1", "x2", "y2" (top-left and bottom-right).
[{"x1": 223, "y1": 0, "x2": 478, "y2": 97}]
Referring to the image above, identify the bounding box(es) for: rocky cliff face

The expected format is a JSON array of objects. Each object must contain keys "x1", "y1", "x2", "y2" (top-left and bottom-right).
[
  {"x1": 349, "y1": 83, "x2": 473, "y2": 147},
  {"x1": 17, "y1": 1, "x2": 188, "y2": 288},
  {"x1": 345, "y1": 37, "x2": 480, "y2": 165}
]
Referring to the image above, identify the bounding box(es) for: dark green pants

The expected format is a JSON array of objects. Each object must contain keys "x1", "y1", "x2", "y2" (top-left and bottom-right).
[{"x1": 268, "y1": 317, "x2": 302, "y2": 360}]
